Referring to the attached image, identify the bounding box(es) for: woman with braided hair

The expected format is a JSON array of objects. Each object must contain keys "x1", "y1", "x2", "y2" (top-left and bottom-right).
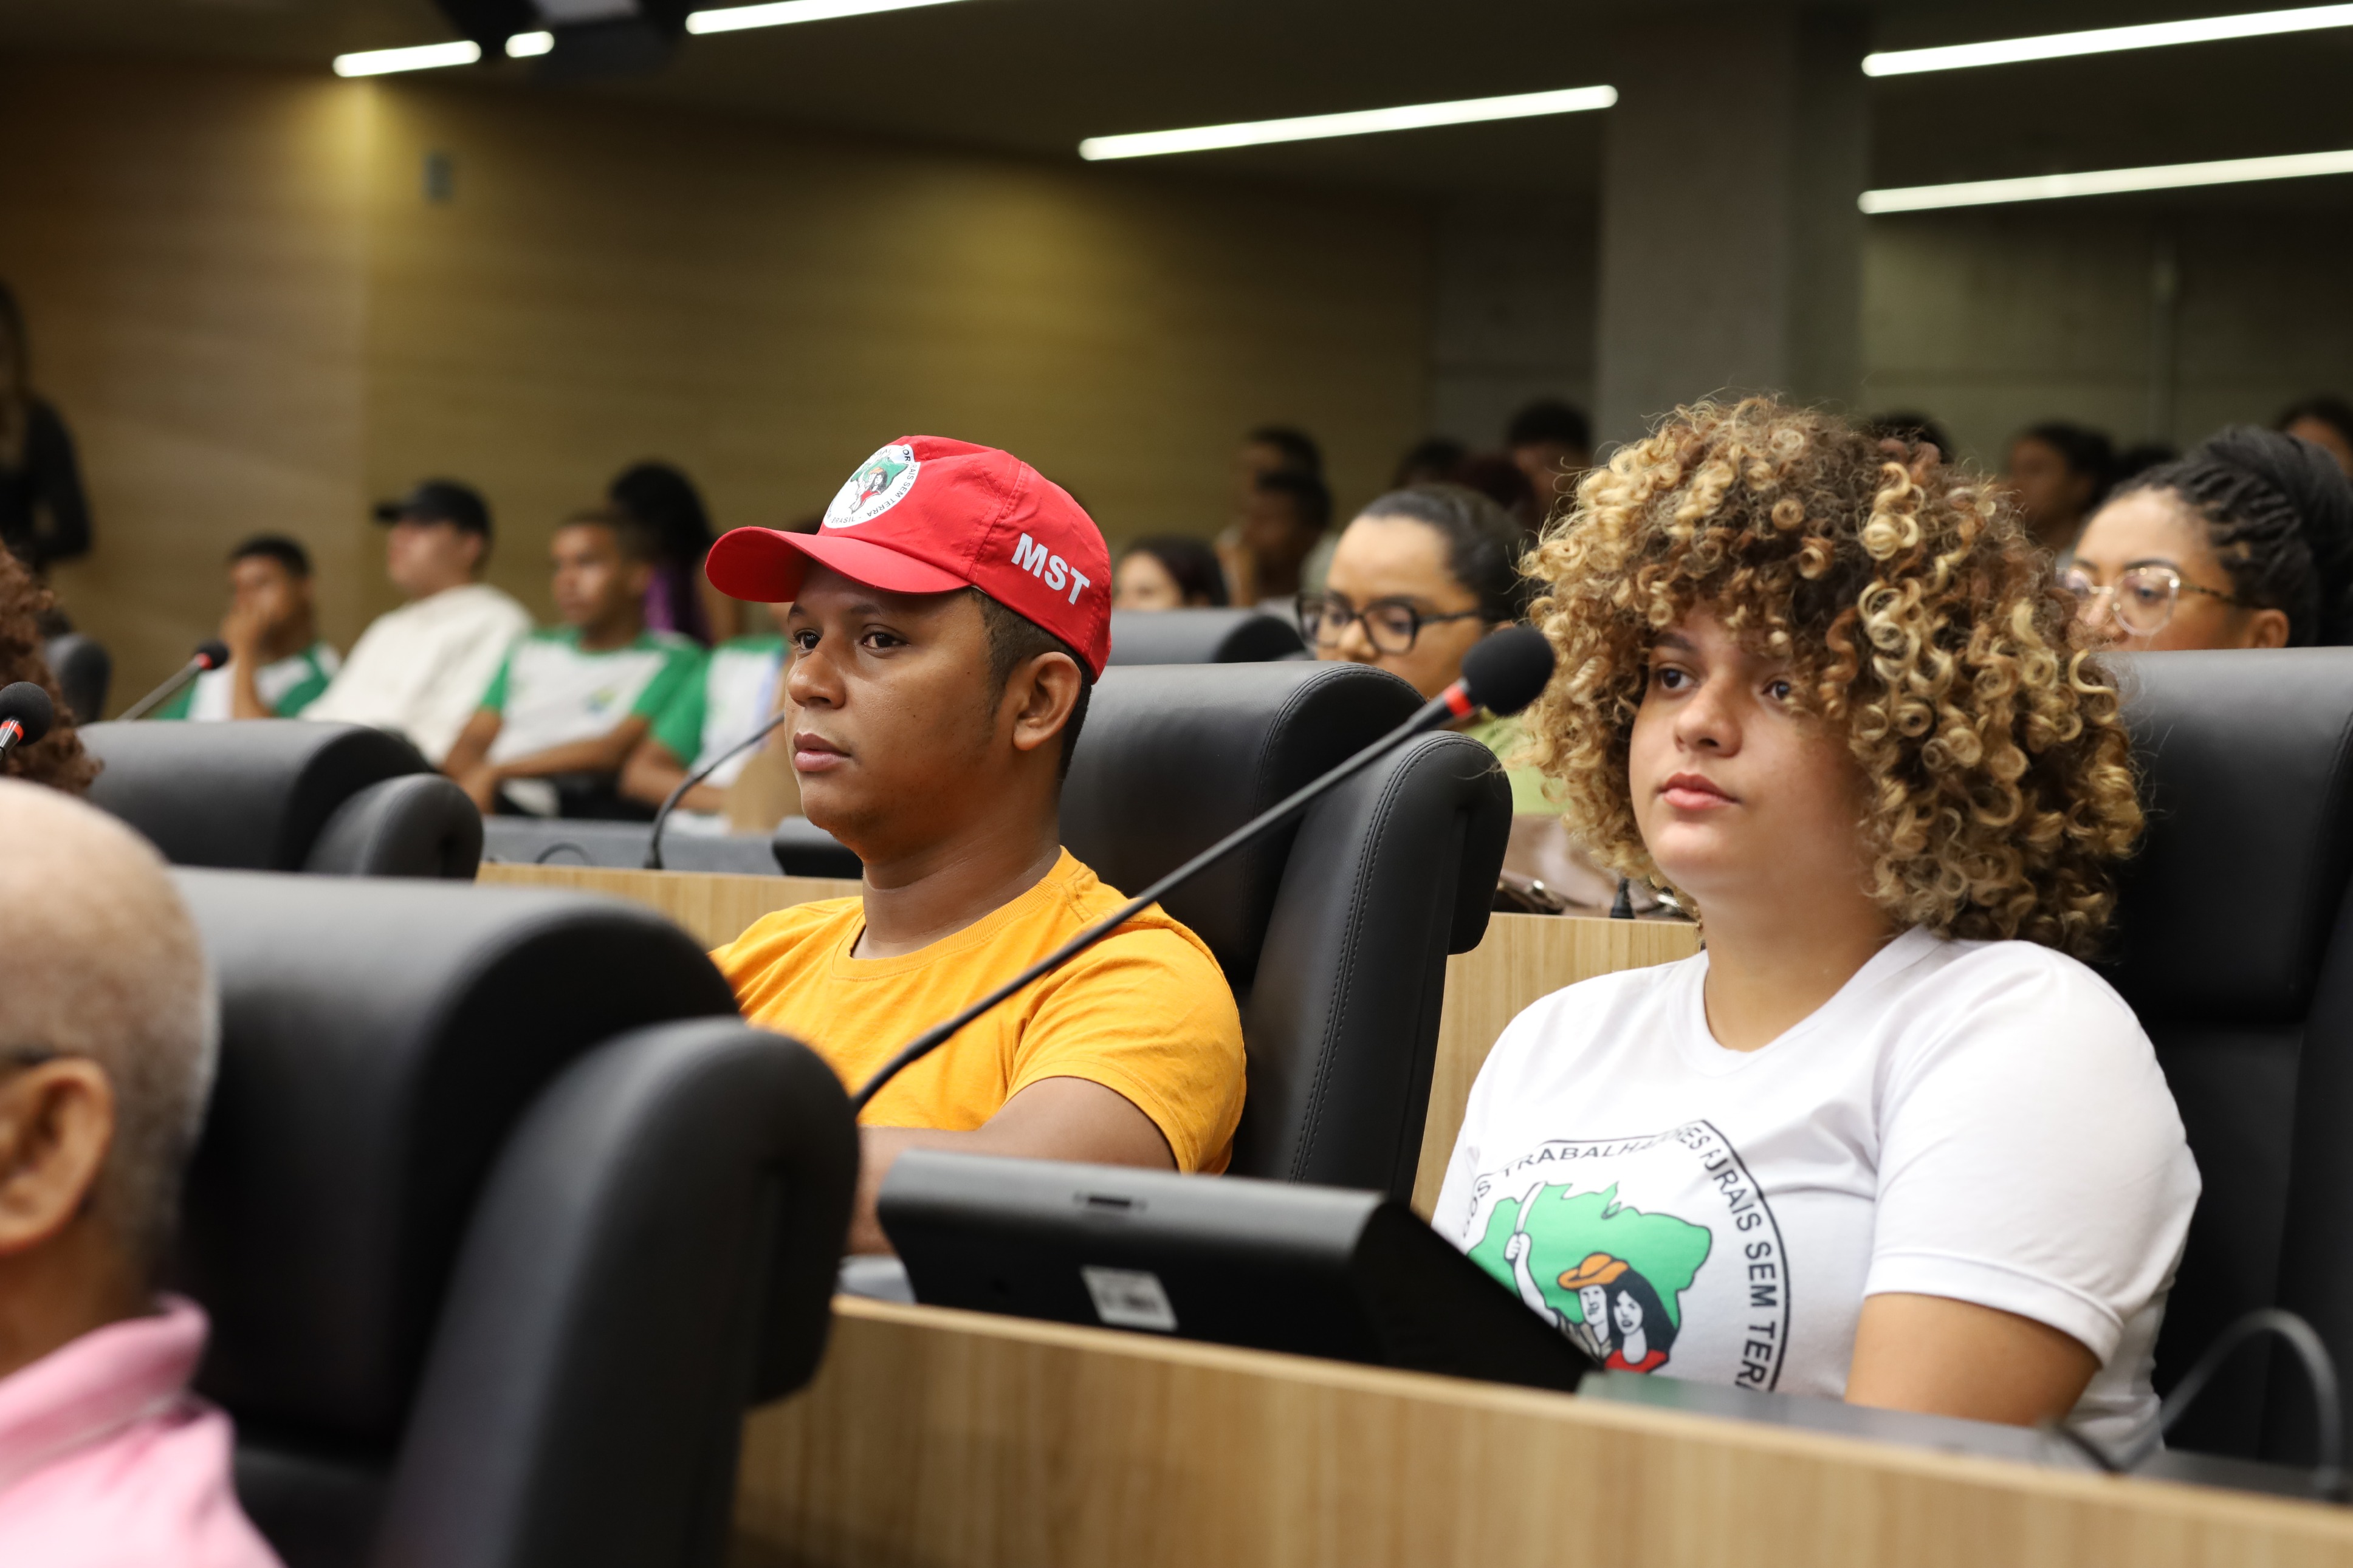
[
  {"x1": 2066, "y1": 426, "x2": 2353, "y2": 651},
  {"x1": 1434, "y1": 399, "x2": 2194, "y2": 1448}
]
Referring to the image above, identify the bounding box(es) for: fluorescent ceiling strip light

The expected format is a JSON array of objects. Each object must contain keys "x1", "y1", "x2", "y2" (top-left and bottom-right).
[
  {"x1": 1863, "y1": 4, "x2": 2353, "y2": 75},
  {"x1": 506, "y1": 30, "x2": 555, "y2": 56},
  {"x1": 687, "y1": 0, "x2": 974, "y2": 35},
  {"x1": 1078, "y1": 84, "x2": 1618, "y2": 162},
  {"x1": 1861, "y1": 147, "x2": 2353, "y2": 211},
  {"x1": 332, "y1": 39, "x2": 482, "y2": 75}
]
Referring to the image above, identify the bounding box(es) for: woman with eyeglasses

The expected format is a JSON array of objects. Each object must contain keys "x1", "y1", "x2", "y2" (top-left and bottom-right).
[
  {"x1": 1302, "y1": 484, "x2": 1549, "y2": 810},
  {"x1": 2064, "y1": 426, "x2": 2353, "y2": 651}
]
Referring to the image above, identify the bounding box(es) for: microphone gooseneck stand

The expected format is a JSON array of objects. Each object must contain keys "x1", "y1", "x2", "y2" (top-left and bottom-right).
[
  {"x1": 642, "y1": 706, "x2": 797, "y2": 870},
  {"x1": 117, "y1": 640, "x2": 233, "y2": 722},
  {"x1": 849, "y1": 625, "x2": 1558, "y2": 1112}
]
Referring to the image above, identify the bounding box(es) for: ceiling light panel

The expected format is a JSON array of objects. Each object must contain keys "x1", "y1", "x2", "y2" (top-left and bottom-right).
[
  {"x1": 685, "y1": 0, "x2": 974, "y2": 34},
  {"x1": 1078, "y1": 85, "x2": 1618, "y2": 162},
  {"x1": 332, "y1": 39, "x2": 483, "y2": 75},
  {"x1": 1863, "y1": 4, "x2": 2353, "y2": 75},
  {"x1": 1861, "y1": 148, "x2": 2353, "y2": 211}
]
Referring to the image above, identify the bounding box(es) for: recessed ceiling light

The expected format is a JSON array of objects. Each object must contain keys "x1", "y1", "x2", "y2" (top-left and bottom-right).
[
  {"x1": 1077, "y1": 85, "x2": 1618, "y2": 162},
  {"x1": 332, "y1": 39, "x2": 483, "y2": 77},
  {"x1": 686, "y1": 0, "x2": 975, "y2": 35},
  {"x1": 1861, "y1": 147, "x2": 2353, "y2": 211},
  {"x1": 1863, "y1": 3, "x2": 2353, "y2": 76},
  {"x1": 506, "y1": 30, "x2": 555, "y2": 57}
]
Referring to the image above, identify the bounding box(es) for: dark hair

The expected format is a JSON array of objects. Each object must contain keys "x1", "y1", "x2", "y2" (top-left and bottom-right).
[
  {"x1": 1253, "y1": 467, "x2": 1332, "y2": 534},
  {"x1": 2016, "y1": 422, "x2": 2117, "y2": 502},
  {"x1": 608, "y1": 461, "x2": 714, "y2": 567},
  {"x1": 0, "y1": 549, "x2": 95, "y2": 793},
  {"x1": 970, "y1": 589, "x2": 1092, "y2": 778},
  {"x1": 1356, "y1": 482, "x2": 1532, "y2": 624},
  {"x1": 0, "y1": 281, "x2": 24, "y2": 380},
  {"x1": 1506, "y1": 399, "x2": 1590, "y2": 453},
  {"x1": 1607, "y1": 1269, "x2": 1679, "y2": 1357},
  {"x1": 2280, "y1": 396, "x2": 2353, "y2": 452},
  {"x1": 1860, "y1": 410, "x2": 1955, "y2": 464},
  {"x1": 2113, "y1": 442, "x2": 2176, "y2": 483},
  {"x1": 1451, "y1": 454, "x2": 1538, "y2": 526},
  {"x1": 228, "y1": 533, "x2": 312, "y2": 578},
  {"x1": 1121, "y1": 535, "x2": 1228, "y2": 607},
  {"x1": 560, "y1": 505, "x2": 660, "y2": 565},
  {"x1": 2115, "y1": 425, "x2": 2353, "y2": 646},
  {"x1": 1246, "y1": 425, "x2": 1322, "y2": 476},
  {"x1": 1393, "y1": 436, "x2": 1468, "y2": 489}
]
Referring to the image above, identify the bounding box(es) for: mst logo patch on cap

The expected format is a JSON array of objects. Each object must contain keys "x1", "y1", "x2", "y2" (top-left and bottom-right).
[{"x1": 825, "y1": 443, "x2": 921, "y2": 529}]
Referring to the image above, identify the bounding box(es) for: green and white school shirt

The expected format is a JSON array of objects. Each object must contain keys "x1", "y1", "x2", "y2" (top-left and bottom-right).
[
  {"x1": 648, "y1": 634, "x2": 787, "y2": 789},
  {"x1": 479, "y1": 627, "x2": 702, "y2": 770},
  {"x1": 156, "y1": 642, "x2": 340, "y2": 721}
]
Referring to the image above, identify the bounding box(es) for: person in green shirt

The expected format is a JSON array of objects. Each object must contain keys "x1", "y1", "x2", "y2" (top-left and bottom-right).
[
  {"x1": 620, "y1": 608, "x2": 789, "y2": 823},
  {"x1": 1296, "y1": 482, "x2": 1551, "y2": 812},
  {"x1": 441, "y1": 508, "x2": 702, "y2": 817},
  {"x1": 155, "y1": 535, "x2": 339, "y2": 722}
]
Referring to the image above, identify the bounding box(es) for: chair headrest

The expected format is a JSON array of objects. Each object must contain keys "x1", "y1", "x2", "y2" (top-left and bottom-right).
[
  {"x1": 1107, "y1": 609, "x2": 1306, "y2": 666},
  {"x1": 171, "y1": 870, "x2": 738, "y2": 1451},
  {"x1": 81, "y1": 721, "x2": 430, "y2": 870},
  {"x1": 1060, "y1": 662, "x2": 1421, "y2": 990},
  {"x1": 2102, "y1": 649, "x2": 2353, "y2": 1022}
]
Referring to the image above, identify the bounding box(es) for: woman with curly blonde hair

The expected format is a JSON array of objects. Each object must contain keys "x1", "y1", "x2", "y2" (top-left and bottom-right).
[{"x1": 1434, "y1": 400, "x2": 2196, "y2": 1449}]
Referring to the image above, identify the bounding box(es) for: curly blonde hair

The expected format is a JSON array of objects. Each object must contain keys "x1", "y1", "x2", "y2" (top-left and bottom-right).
[{"x1": 1521, "y1": 399, "x2": 2140, "y2": 957}]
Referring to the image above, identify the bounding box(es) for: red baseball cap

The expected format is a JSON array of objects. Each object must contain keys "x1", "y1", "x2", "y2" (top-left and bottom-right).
[{"x1": 707, "y1": 436, "x2": 1112, "y2": 676}]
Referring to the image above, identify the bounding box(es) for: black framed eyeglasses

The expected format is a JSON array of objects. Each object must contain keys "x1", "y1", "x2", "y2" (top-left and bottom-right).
[
  {"x1": 1297, "y1": 592, "x2": 1482, "y2": 655},
  {"x1": 2058, "y1": 562, "x2": 2248, "y2": 637}
]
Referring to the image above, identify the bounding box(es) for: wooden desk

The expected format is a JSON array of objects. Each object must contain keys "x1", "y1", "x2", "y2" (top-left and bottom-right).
[
  {"x1": 733, "y1": 1296, "x2": 2353, "y2": 1568},
  {"x1": 475, "y1": 862, "x2": 1699, "y2": 1210}
]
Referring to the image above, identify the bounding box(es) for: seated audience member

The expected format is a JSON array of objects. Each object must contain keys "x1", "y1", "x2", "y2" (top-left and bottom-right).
[
  {"x1": 302, "y1": 481, "x2": 529, "y2": 765},
  {"x1": 619, "y1": 603, "x2": 792, "y2": 827},
  {"x1": 1437, "y1": 400, "x2": 2194, "y2": 1445},
  {"x1": 154, "y1": 535, "x2": 338, "y2": 721},
  {"x1": 0, "y1": 781, "x2": 279, "y2": 1566},
  {"x1": 2067, "y1": 426, "x2": 2353, "y2": 651},
  {"x1": 2003, "y1": 421, "x2": 2115, "y2": 558},
  {"x1": 0, "y1": 282, "x2": 92, "y2": 581},
  {"x1": 442, "y1": 508, "x2": 701, "y2": 817},
  {"x1": 1858, "y1": 410, "x2": 1955, "y2": 467},
  {"x1": 1229, "y1": 467, "x2": 1332, "y2": 609},
  {"x1": 1454, "y1": 452, "x2": 1541, "y2": 529},
  {"x1": 1505, "y1": 399, "x2": 1592, "y2": 521},
  {"x1": 1111, "y1": 535, "x2": 1228, "y2": 611},
  {"x1": 0, "y1": 550, "x2": 94, "y2": 793},
  {"x1": 2278, "y1": 395, "x2": 2353, "y2": 479},
  {"x1": 1234, "y1": 424, "x2": 1322, "y2": 498},
  {"x1": 704, "y1": 437, "x2": 1246, "y2": 1255},
  {"x1": 1392, "y1": 436, "x2": 1468, "y2": 489},
  {"x1": 610, "y1": 459, "x2": 735, "y2": 645}
]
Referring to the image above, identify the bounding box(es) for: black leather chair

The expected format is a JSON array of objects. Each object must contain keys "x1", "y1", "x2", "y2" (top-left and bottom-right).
[
  {"x1": 174, "y1": 870, "x2": 858, "y2": 1568},
  {"x1": 478, "y1": 815, "x2": 864, "y2": 880},
  {"x1": 43, "y1": 631, "x2": 110, "y2": 722},
  {"x1": 1107, "y1": 608, "x2": 1305, "y2": 665},
  {"x1": 2096, "y1": 650, "x2": 2353, "y2": 1459},
  {"x1": 80, "y1": 719, "x2": 481, "y2": 877},
  {"x1": 1062, "y1": 662, "x2": 1510, "y2": 1197}
]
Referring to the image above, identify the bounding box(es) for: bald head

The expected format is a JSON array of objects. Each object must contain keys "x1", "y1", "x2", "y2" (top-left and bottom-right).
[{"x1": 0, "y1": 781, "x2": 215, "y2": 1272}]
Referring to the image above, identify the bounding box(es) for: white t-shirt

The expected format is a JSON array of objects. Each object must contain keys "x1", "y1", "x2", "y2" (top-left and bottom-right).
[
  {"x1": 1431, "y1": 926, "x2": 2199, "y2": 1448},
  {"x1": 302, "y1": 583, "x2": 532, "y2": 764}
]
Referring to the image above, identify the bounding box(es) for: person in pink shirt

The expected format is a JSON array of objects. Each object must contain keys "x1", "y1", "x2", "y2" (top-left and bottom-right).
[{"x1": 0, "y1": 779, "x2": 280, "y2": 1567}]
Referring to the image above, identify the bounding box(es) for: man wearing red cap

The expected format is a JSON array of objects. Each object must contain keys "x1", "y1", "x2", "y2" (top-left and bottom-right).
[{"x1": 706, "y1": 439, "x2": 1246, "y2": 1255}]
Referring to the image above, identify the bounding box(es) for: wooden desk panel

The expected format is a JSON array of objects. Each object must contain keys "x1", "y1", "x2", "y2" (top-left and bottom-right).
[
  {"x1": 734, "y1": 1297, "x2": 2353, "y2": 1568},
  {"x1": 476, "y1": 863, "x2": 1698, "y2": 1205}
]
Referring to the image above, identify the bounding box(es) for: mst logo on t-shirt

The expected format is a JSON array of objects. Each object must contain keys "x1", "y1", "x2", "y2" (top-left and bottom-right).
[{"x1": 1463, "y1": 1121, "x2": 1791, "y2": 1387}]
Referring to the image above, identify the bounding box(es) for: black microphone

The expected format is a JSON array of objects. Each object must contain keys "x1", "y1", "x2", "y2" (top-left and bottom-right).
[
  {"x1": 117, "y1": 640, "x2": 232, "y2": 722},
  {"x1": 0, "y1": 682, "x2": 55, "y2": 762},
  {"x1": 850, "y1": 625, "x2": 1558, "y2": 1112},
  {"x1": 644, "y1": 706, "x2": 797, "y2": 870}
]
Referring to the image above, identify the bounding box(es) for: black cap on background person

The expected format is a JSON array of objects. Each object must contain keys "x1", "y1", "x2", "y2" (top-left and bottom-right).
[{"x1": 372, "y1": 478, "x2": 492, "y2": 540}]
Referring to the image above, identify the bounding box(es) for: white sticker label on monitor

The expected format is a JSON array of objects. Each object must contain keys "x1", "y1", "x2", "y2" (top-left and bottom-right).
[{"x1": 1082, "y1": 1266, "x2": 1178, "y2": 1332}]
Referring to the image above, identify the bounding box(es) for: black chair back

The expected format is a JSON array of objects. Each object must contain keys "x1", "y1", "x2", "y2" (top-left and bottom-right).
[
  {"x1": 1062, "y1": 663, "x2": 1509, "y2": 1196},
  {"x1": 43, "y1": 631, "x2": 110, "y2": 723},
  {"x1": 2098, "y1": 649, "x2": 2353, "y2": 1457},
  {"x1": 1107, "y1": 608, "x2": 1305, "y2": 665},
  {"x1": 174, "y1": 870, "x2": 853, "y2": 1568},
  {"x1": 81, "y1": 719, "x2": 481, "y2": 877}
]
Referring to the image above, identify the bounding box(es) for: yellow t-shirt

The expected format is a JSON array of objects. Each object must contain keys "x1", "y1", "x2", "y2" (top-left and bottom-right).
[{"x1": 710, "y1": 848, "x2": 1247, "y2": 1173}]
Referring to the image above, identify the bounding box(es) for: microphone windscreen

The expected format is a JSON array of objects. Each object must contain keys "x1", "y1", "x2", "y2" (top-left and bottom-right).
[
  {"x1": 0, "y1": 682, "x2": 55, "y2": 745},
  {"x1": 1459, "y1": 626, "x2": 1556, "y2": 717},
  {"x1": 194, "y1": 640, "x2": 231, "y2": 670}
]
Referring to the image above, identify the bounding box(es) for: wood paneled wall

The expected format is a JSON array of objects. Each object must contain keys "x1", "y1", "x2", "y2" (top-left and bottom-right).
[{"x1": 1, "y1": 54, "x2": 1432, "y2": 697}]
